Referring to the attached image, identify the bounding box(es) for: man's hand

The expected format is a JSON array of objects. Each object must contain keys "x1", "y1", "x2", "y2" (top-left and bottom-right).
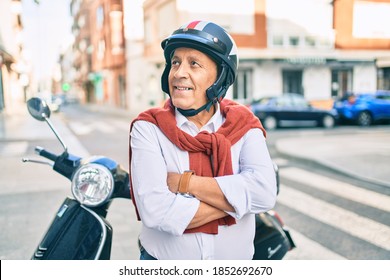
[{"x1": 167, "y1": 172, "x2": 181, "y2": 193}]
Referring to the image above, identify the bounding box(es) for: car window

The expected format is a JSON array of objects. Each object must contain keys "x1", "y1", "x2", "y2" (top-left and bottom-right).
[
  {"x1": 259, "y1": 98, "x2": 272, "y2": 105},
  {"x1": 376, "y1": 95, "x2": 390, "y2": 101},
  {"x1": 276, "y1": 96, "x2": 292, "y2": 107},
  {"x1": 291, "y1": 95, "x2": 309, "y2": 107}
]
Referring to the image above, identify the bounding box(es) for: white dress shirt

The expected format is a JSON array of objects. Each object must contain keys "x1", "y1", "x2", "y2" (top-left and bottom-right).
[{"x1": 130, "y1": 104, "x2": 277, "y2": 259}]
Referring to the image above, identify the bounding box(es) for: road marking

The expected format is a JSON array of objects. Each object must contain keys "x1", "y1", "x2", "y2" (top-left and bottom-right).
[
  {"x1": 281, "y1": 167, "x2": 390, "y2": 212},
  {"x1": 95, "y1": 122, "x2": 116, "y2": 133},
  {"x1": 68, "y1": 121, "x2": 93, "y2": 135},
  {"x1": 271, "y1": 157, "x2": 290, "y2": 167},
  {"x1": 111, "y1": 120, "x2": 131, "y2": 131},
  {"x1": 283, "y1": 227, "x2": 346, "y2": 260},
  {"x1": 68, "y1": 121, "x2": 119, "y2": 134},
  {"x1": 278, "y1": 185, "x2": 390, "y2": 251}
]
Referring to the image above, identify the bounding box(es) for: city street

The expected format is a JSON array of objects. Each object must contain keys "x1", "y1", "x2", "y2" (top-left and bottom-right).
[{"x1": 0, "y1": 102, "x2": 389, "y2": 260}]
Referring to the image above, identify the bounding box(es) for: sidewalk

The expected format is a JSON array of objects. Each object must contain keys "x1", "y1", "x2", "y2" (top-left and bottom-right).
[{"x1": 275, "y1": 128, "x2": 390, "y2": 189}]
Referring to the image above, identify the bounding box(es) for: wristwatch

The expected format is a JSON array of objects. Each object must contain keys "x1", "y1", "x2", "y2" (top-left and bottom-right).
[{"x1": 178, "y1": 170, "x2": 195, "y2": 198}]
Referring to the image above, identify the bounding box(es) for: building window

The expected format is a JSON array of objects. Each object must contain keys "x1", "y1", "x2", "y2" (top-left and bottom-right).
[
  {"x1": 233, "y1": 69, "x2": 252, "y2": 104},
  {"x1": 331, "y1": 69, "x2": 353, "y2": 98},
  {"x1": 289, "y1": 36, "x2": 299, "y2": 47},
  {"x1": 305, "y1": 36, "x2": 315, "y2": 47},
  {"x1": 282, "y1": 70, "x2": 303, "y2": 94},
  {"x1": 144, "y1": 17, "x2": 152, "y2": 45},
  {"x1": 97, "y1": 40, "x2": 105, "y2": 60},
  {"x1": 272, "y1": 35, "x2": 284, "y2": 47},
  {"x1": 377, "y1": 68, "x2": 390, "y2": 90},
  {"x1": 96, "y1": 5, "x2": 104, "y2": 30},
  {"x1": 109, "y1": 10, "x2": 124, "y2": 55},
  {"x1": 78, "y1": 15, "x2": 85, "y2": 28}
]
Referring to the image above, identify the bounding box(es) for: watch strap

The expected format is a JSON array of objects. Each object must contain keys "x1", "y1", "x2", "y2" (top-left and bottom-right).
[{"x1": 178, "y1": 170, "x2": 195, "y2": 194}]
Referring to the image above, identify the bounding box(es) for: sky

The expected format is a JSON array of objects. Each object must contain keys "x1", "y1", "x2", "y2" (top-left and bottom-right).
[{"x1": 21, "y1": 0, "x2": 74, "y2": 84}]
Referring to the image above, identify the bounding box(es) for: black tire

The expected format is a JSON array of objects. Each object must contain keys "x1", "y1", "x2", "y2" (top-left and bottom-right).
[
  {"x1": 322, "y1": 115, "x2": 335, "y2": 128},
  {"x1": 263, "y1": 116, "x2": 278, "y2": 130},
  {"x1": 357, "y1": 111, "x2": 372, "y2": 126}
]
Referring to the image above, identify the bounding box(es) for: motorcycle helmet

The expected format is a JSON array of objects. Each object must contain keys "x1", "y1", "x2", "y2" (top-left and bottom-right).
[{"x1": 161, "y1": 20, "x2": 239, "y2": 116}]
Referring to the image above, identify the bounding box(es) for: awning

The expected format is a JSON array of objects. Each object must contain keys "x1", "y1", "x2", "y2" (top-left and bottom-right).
[{"x1": 376, "y1": 57, "x2": 390, "y2": 68}]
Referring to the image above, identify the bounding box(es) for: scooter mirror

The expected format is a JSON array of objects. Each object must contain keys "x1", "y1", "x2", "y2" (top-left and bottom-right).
[{"x1": 27, "y1": 97, "x2": 51, "y2": 121}]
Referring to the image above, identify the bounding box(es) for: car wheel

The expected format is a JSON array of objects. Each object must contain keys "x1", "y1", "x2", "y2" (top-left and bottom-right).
[
  {"x1": 322, "y1": 115, "x2": 335, "y2": 128},
  {"x1": 263, "y1": 116, "x2": 277, "y2": 130},
  {"x1": 357, "y1": 111, "x2": 372, "y2": 126}
]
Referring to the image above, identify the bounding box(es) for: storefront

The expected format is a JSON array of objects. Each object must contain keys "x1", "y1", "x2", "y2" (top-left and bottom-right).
[{"x1": 233, "y1": 52, "x2": 381, "y2": 106}]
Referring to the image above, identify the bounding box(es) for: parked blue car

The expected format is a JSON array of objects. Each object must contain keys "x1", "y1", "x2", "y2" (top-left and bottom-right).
[
  {"x1": 250, "y1": 93, "x2": 338, "y2": 130},
  {"x1": 333, "y1": 91, "x2": 390, "y2": 126}
]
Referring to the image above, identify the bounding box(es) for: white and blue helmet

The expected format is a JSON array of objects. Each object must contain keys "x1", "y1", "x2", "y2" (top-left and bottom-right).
[{"x1": 161, "y1": 20, "x2": 239, "y2": 116}]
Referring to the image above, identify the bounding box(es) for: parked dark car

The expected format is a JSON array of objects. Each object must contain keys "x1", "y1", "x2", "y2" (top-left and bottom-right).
[
  {"x1": 333, "y1": 91, "x2": 390, "y2": 126},
  {"x1": 249, "y1": 93, "x2": 338, "y2": 130}
]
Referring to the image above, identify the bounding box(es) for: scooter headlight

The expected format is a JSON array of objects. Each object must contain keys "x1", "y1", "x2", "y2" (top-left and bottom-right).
[{"x1": 71, "y1": 163, "x2": 114, "y2": 207}]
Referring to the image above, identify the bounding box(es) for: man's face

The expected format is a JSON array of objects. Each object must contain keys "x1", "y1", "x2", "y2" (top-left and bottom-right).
[{"x1": 168, "y1": 47, "x2": 217, "y2": 111}]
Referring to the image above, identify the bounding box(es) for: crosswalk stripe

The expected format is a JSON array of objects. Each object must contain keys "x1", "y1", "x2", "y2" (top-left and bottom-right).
[
  {"x1": 69, "y1": 121, "x2": 122, "y2": 134},
  {"x1": 95, "y1": 122, "x2": 115, "y2": 133},
  {"x1": 283, "y1": 227, "x2": 346, "y2": 260},
  {"x1": 281, "y1": 167, "x2": 390, "y2": 212},
  {"x1": 111, "y1": 120, "x2": 131, "y2": 131},
  {"x1": 68, "y1": 121, "x2": 93, "y2": 135},
  {"x1": 278, "y1": 185, "x2": 390, "y2": 251}
]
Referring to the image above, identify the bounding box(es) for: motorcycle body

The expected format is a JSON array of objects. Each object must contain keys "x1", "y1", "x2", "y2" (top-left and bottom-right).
[
  {"x1": 24, "y1": 97, "x2": 294, "y2": 260},
  {"x1": 253, "y1": 210, "x2": 295, "y2": 259},
  {"x1": 32, "y1": 198, "x2": 112, "y2": 260},
  {"x1": 252, "y1": 163, "x2": 295, "y2": 259}
]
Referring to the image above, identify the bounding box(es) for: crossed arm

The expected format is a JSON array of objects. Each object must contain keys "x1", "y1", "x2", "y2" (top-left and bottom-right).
[{"x1": 166, "y1": 173, "x2": 234, "y2": 229}]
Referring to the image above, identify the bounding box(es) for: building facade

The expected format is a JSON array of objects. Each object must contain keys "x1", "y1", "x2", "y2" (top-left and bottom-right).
[
  {"x1": 0, "y1": 0, "x2": 25, "y2": 112},
  {"x1": 70, "y1": 0, "x2": 126, "y2": 108},
  {"x1": 126, "y1": 0, "x2": 390, "y2": 113}
]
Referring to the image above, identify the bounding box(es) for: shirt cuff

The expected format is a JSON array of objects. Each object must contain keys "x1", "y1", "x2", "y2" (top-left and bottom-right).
[
  {"x1": 159, "y1": 194, "x2": 200, "y2": 236},
  {"x1": 215, "y1": 175, "x2": 249, "y2": 219}
]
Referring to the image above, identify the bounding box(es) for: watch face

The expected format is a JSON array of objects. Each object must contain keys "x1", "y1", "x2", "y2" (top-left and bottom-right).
[{"x1": 180, "y1": 193, "x2": 194, "y2": 198}]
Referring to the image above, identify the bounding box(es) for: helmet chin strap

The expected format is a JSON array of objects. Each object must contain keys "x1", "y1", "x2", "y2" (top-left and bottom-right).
[{"x1": 177, "y1": 99, "x2": 215, "y2": 117}]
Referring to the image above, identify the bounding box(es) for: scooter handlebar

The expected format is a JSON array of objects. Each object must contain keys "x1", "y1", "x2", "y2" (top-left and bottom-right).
[{"x1": 35, "y1": 146, "x2": 58, "y2": 162}]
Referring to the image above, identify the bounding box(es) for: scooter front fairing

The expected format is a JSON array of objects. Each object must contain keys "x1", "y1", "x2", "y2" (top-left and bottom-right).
[{"x1": 32, "y1": 198, "x2": 113, "y2": 260}]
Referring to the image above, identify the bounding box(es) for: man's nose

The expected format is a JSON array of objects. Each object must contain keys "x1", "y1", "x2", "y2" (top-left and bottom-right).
[{"x1": 173, "y1": 63, "x2": 189, "y2": 78}]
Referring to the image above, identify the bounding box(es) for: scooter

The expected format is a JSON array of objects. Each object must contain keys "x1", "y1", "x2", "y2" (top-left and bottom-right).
[
  {"x1": 252, "y1": 163, "x2": 296, "y2": 260},
  {"x1": 23, "y1": 97, "x2": 130, "y2": 260},
  {"x1": 23, "y1": 97, "x2": 295, "y2": 260}
]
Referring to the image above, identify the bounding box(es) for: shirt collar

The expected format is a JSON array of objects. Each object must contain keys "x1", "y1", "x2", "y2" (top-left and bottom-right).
[{"x1": 175, "y1": 103, "x2": 224, "y2": 133}]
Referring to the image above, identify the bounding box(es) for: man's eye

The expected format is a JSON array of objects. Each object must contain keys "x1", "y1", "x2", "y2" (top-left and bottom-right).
[
  {"x1": 191, "y1": 61, "x2": 200, "y2": 66},
  {"x1": 171, "y1": 60, "x2": 179, "y2": 65}
]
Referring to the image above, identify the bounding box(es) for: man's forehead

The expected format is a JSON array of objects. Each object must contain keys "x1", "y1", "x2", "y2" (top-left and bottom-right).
[{"x1": 171, "y1": 47, "x2": 215, "y2": 61}]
